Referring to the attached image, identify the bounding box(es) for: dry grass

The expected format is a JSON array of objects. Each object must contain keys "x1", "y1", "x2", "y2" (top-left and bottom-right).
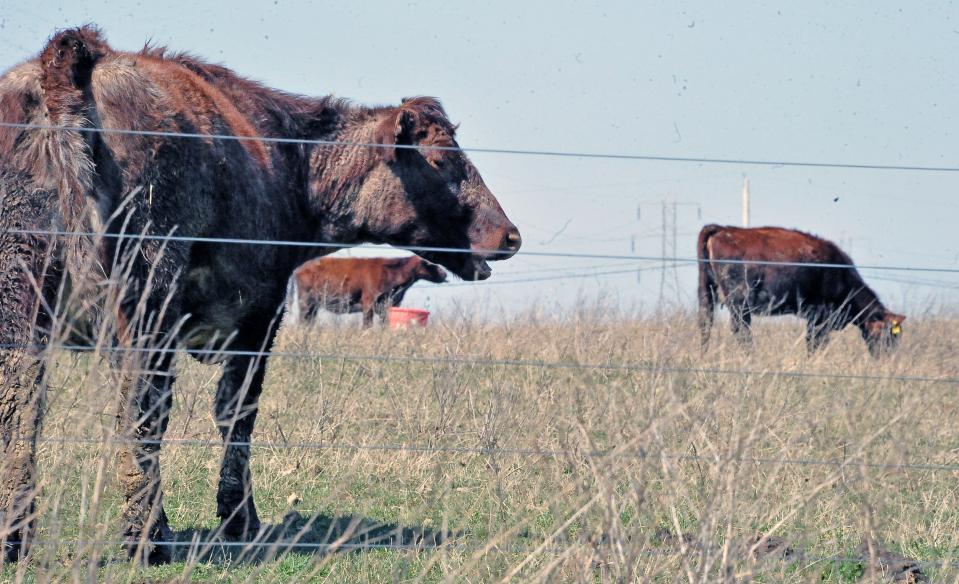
[{"x1": 3, "y1": 303, "x2": 958, "y2": 582}]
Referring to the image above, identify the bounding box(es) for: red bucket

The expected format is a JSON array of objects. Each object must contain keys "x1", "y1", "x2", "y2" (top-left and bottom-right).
[{"x1": 387, "y1": 307, "x2": 430, "y2": 329}]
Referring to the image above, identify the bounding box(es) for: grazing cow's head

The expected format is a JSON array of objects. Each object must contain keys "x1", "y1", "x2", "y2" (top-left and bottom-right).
[
  {"x1": 862, "y1": 312, "x2": 905, "y2": 357},
  {"x1": 346, "y1": 97, "x2": 520, "y2": 280},
  {"x1": 413, "y1": 258, "x2": 448, "y2": 284}
]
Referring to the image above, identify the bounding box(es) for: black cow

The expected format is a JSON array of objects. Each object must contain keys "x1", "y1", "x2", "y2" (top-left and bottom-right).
[{"x1": 0, "y1": 26, "x2": 520, "y2": 564}]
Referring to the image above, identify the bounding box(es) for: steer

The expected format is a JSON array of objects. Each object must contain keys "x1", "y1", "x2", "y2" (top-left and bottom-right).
[
  {"x1": 697, "y1": 224, "x2": 904, "y2": 356},
  {"x1": 288, "y1": 256, "x2": 447, "y2": 327},
  {"x1": 0, "y1": 26, "x2": 521, "y2": 564}
]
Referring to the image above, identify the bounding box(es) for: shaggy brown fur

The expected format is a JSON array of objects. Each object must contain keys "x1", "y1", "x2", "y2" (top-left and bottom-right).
[
  {"x1": 0, "y1": 25, "x2": 520, "y2": 564},
  {"x1": 697, "y1": 225, "x2": 904, "y2": 356},
  {"x1": 288, "y1": 256, "x2": 447, "y2": 327},
  {"x1": 0, "y1": 171, "x2": 60, "y2": 563}
]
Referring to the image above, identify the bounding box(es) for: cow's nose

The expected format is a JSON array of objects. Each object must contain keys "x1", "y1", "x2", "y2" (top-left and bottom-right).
[{"x1": 500, "y1": 226, "x2": 522, "y2": 256}]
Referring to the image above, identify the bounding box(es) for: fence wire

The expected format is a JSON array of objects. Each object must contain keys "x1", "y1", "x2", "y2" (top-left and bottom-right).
[
  {"x1": 9, "y1": 531, "x2": 959, "y2": 577},
  {"x1": 6, "y1": 343, "x2": 957, "y2": 385},
  {"x1": 6, "y1": 227, "x2": 959, "y2": 274},
  {"x1": 3, "y1": 120, "x2": 959, "y2": 173},
  {"x1": 2, "y1": 113, "x2": 957, "y2": 576},
  {"x1": 30, "y1": 435, "x2": 959, "y2": 473}
]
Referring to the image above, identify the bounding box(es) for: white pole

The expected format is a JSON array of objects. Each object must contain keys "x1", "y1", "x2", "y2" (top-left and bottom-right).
[{"x1": 742, "y1": 176, "x2": 750, "y2": 227}]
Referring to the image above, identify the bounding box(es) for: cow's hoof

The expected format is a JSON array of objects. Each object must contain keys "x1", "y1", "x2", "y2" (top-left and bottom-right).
[
  {"x1": 218, "y1": 499, "x2": 261, "y2": 540},
  {"x1": 123, "y1": 521, "x2": 174, "y2": 565},
  {"x1": 220, "y1": 515, "x2": 262, "y2": 540},
  {"x1": 1, "y1": 527, "x2": 31, "y2": 564},
  {"x1": 144, "y1": 544, "x2": 172, "y2": 566},
  {"x1": 123, "y1": 539, "x2": 173, "y2": 566},
  {"x1": 2, "y1": 541, "x2": 22, "y2": 564}
]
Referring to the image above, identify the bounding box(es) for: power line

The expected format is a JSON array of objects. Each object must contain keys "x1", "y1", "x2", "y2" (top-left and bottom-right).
[
  {"x1": 7, "y1": 228, "x2": 959, "y2": 274},
  {"x1": 2, "y1": 121, "x2": 959, "y2": 173},
  {"x1": 869, "y1": 274, "x2": 959, "y2": 291},
  {"x1": 459, "y1": 259, "x2": 646, "y2": 277},
  {"x1": 438, "y1": 265, "x2": 673, "y2": 288}
]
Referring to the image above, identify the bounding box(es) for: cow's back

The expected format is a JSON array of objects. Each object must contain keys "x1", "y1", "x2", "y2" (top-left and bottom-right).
[
  {"x1": 702, "y1": 226, "x2": 855, "y2": 313},
  {"x1": 292, "y1": 257, "x2": 420, "y2": 318},
  {"x1": 705, "y1": 227, "x2": 843, "y2": 264},
  {"x1": 294, "y1": 257, "x2": 388, "y2": 305},
  {"x1": 301, "y1": 258, "x2": 356, "y2": 289}
]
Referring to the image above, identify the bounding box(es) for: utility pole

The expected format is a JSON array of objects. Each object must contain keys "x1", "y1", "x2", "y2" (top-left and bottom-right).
[{"x1": 742, "y1": 176, "x2": 750, "y2": 227}]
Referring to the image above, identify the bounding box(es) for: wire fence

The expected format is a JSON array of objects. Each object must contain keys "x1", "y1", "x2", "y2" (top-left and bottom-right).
[
  {"x1": 7, "y1": 342, "x2": 958, "y2": 385},
  {"x1": 13, "y1": 533, "x2": 568, "y2": 557},
  {"x1": 442, "y1": 263, "x2": 959, "y2": 290},
  {"x1": 8, "y1": 524, "x2": 957, "y2": 584},
  {"x1": 12, "y1": 536, "x2": 959, "y2": 573},
  {"x1": 7, "y1": 227, "x2": 959, "y2": 274},
  {"x1": 2, "y1": 111, "x2": 958, "y2": 578},
  {"x1": 3, "y1": 121, "x2": 959, "y2": 173},
  {"x1": 29, "y1": 435, "x2": 959, "y2": 473}
]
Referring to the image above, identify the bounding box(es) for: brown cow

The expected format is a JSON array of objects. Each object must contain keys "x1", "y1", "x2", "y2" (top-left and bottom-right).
[
  {"x1": 0, "y1": 26, "x2": 520, "y2": 564},
  {"x1": 697, "y1": 225, "x2": 904, "y2": 356},
  {"x1": 288, "y1": 256, "x2": 447, "y2": 327}
]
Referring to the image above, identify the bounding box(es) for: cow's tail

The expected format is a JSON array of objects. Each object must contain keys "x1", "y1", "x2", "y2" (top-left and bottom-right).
[
  {"x1": 285, "y1": 277, "x2": 301, "y2": 326},
  {"x1": 697, "y1": 224, "x2": 723, "y2": 348},
  {"x1": 10, "y1": 27, "x2": 110, "y2": 281},
  {"x1": 37, "y1": 27, "x2": 108, "y2": 226}
]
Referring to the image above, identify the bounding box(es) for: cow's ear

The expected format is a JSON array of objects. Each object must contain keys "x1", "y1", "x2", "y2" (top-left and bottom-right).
[
  {"x1": 375, "y1": 107, "x2": 417, "y2": 162},
  {"x1": 888, "y1": 313, "x2": 905, "y2": 334}
]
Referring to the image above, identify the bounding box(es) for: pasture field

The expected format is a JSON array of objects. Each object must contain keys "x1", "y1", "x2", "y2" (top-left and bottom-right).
[{"x1": 2, "y1": 305, "x2": 958, "y2": 582}]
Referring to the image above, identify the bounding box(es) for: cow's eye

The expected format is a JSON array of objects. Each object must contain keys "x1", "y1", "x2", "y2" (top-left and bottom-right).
[{"x1": 447, "y1": 181, "x2": 461, "y2": 197}]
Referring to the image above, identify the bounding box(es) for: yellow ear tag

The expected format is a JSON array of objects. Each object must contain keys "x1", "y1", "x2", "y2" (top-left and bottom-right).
[{"x1": 891, "y1": 323, "x2": 902, "y2": 336}]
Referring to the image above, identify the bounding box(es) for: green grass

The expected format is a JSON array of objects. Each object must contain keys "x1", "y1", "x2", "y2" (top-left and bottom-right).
[{"x1": 2, "y1": 309, "x2": 958, "y2": 581}]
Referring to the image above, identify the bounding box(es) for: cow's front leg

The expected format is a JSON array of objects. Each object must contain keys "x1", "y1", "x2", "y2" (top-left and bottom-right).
[
  {"x1": 214, "y1": 319, "x2": 279, "y2": 539},
  {"x1": 0, "y1": 355, "x2": 45, "y2": 564},
  {"x1": 728, "y1": 303, "x2": 752, "y2": 345},
  {"x1": 373, "y1": 299, "x2": 391, "y2": 326},
  {"x1": 115, "y1": 348, "x2": 176, "y2": 565},
  {"x1": 805, "y1": 315, "x2": 831, "y2": 353}
]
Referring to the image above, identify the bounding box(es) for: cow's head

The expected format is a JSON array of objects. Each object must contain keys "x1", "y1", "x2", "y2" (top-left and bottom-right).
[
  {"x1": 862, "y1": 312, "x2": 905, "y2": 357},
  {"x1": 413, "y1": 258, "x2": 448, "y2": 284},
  {"x1": 341, "y1": 97, "x2": 520, "y2": 280}
]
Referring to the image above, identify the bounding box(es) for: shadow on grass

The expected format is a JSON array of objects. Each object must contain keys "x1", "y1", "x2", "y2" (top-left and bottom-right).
[{"x1": 166, "y1": 510, "x2": 457, "y2": 565}]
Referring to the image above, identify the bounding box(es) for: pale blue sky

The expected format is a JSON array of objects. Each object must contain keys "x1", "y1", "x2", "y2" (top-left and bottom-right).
[{"x1": 2, "y1": 1, "x2": 956, "y2": 318}]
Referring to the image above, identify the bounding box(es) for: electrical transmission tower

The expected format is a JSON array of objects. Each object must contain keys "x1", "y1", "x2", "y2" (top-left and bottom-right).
[
  {"x1": 637, "y1": 197, "x2": 701, "y2": 309},
  {"x1": 659, "y1": 200, "x2": 681, "y2": 306}
]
